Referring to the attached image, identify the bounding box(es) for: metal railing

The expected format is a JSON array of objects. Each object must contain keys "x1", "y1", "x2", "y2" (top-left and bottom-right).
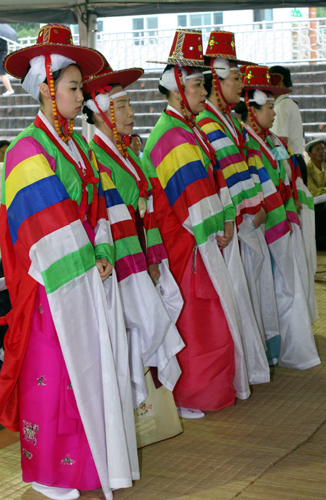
[{"x1": 8, "y1": 17, "x2": 326, "y2": 71}]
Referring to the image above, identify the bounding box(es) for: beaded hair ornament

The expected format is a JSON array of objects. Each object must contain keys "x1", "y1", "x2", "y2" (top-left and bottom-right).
[
  {"x1": 45, "y1": 54, "x2": 74, "y2": 142},
  {"x1": 209, "y1": 58, "x2": 239, "y2": 116},
  {"x1": 88, "y1": 87, "x2": 129, "y2": 158},
  {"x1": 174, "y1": 65, "x2": 199, "y2": 127},
  {"x1": 244, "y1": 90, "x2": 274, "y2": 141}
]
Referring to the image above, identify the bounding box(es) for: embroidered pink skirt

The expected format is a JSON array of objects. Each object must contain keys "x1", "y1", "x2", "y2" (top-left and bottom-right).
[
  {"x1": 173, "y1": 251, "x2": 236, "y2": 411},
  {"x1": 19, "y1": 284, "x2": 101, "y2": 490}
]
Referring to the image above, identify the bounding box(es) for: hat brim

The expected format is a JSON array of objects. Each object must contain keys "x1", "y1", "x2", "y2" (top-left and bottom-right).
[
  {"x1": 83, "y1": 67, "x2": 144, "y2": 95},
  {"x1": 244, "y1": 84, "x2": 291, "y2": 96},
  {"x1": 147, "y1": 59, "x2": 209, "y2": 68},
  {"x1": 306, "y1": 138, "x2": 326, "y2": 152},
  {"x1": 205, "y1": 54, "x2": 253, "y2": 67},
  {"x1": 3, "y1": 43, "x2": 105, "y2": 79}
]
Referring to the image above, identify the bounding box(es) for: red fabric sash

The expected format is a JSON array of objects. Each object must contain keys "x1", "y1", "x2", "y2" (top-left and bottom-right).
[
  {"x1": 93, "y1": 134, "x2": 149, "y2": 199},
  {"x1": 34, "y1": 115, "x2": 99, "y2": 228}
]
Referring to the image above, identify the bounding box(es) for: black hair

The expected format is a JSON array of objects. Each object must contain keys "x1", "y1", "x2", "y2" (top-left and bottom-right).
[
  {"x1": 203, "y1": 72, "x2": 214, "y2": 98},
  {"x1": 130, "y1": 133, "x2": 142, "y2": 143},
  {"x1": 269, "y1": 66, "x2": 292, "y2": 88},
  {"x1": 0, "y1": 140, "x2": 10, "y2": 148},
  {"x1": 83, "y1": 83, "x2": 121, "y2": 125},
  {"x1": 234, "y1": 90, "x2": 263, "y2": 122}
]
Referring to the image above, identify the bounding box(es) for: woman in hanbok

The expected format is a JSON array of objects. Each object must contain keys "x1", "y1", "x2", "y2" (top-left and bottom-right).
[
  {"x1": 196, "y1": 31, "x2": 273, "y2": 377},
  {"x1": 82, "y1": 60, "x2": 184, "y2": 445},
  {"x1": 142, "y1": 29, "x2": 252, "y2": 419},
  {"x1": 197, "y1": 31, "x2": 280, "y2": 365},
  {"x1": 0, "y1": 24, "x2": 139, "y2": 500},
  {"x1": 235, "y1": 65, "x2": 320, "y2": 370}
]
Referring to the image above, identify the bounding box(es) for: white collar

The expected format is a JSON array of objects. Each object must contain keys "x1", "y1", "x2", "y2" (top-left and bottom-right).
[
  {"x1": 167, "y1": 104, "x2": 183, "y2": 118},
  {"x1": 205, "y1": 100, "x2": 239, "y2": 145},
  {"x1": 38, "y1": 111, "x2": 87, "y2": 175},
  {"x1": 94, "y1": 127, "x2": 140, "y2": 180}
]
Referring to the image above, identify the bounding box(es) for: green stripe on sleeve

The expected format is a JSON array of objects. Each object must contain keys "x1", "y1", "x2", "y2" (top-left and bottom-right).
[
  {"x1": 42, "y1": 242, "x2": 96, "y2": 294},
  {"x1": 146, "y1": 227, "x2": 163, "y2": 248}
]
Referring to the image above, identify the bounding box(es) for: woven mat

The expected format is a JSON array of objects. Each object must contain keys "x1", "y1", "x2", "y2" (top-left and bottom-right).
[{"x1": 1, "y1": 266, "x2": 326, "y2": 499}]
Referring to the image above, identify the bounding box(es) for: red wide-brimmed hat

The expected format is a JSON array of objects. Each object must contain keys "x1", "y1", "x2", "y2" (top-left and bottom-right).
[
  {"x1": 3, "y1": 24, "x2": 105, "y2": 79},
  {"x1": 83, "y1": 60, "x2": 143, "y2": 95},
  {"x1": 148, "y1": 29, "x2": 207, "y2": 67},
  {"x1": 204, "y1": 31, "x2": 252, "y2": 66},
  {"x1": 242, "y1": 65, "x2": 291, "y2": 95}
]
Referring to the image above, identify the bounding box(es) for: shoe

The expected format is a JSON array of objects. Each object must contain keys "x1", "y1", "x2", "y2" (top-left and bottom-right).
[
  {"x1": 176, "y1": 407, "x2": 205, "y2": 419},
  {"x1": 2, "y1": 90, "x2": 14, "y2": 97},
  {"x1": 31, "y1": 482, "x2": 80, "y2": 500}
]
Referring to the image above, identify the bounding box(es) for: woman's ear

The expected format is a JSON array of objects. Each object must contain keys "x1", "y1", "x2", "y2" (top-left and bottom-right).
[
  {"x1": 39, "y1": 83, "x2": 50, "y2": 100},
  {"x1": 250, "y1": 105, "x2": 258, "y2": 118}
]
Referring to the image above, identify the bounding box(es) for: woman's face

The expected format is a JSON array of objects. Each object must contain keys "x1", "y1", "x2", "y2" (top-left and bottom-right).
[
  {"x1": 251, "y1": 97, "x2": 276, "y2": 130},
  {"x1": 219, "y1": 64, "x2": 244, "y2": 104},
  {"x1": 105, "y1": 85, "x2": 134, "y2": 137},
  {"x1": 184, "y1": 73, "x2": 207, "y2": 115},
  {"x1": 55, "y1": 65, "x2": 84, "y2": 120}
]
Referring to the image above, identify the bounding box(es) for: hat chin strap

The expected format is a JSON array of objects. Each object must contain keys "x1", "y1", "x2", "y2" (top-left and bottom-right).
[
  {"x1": 174, "y1": 65, "x2": 196, "y2": 127},
  {"x1": 244, "y1": 91, "x2": 270, "y2": 140},
  {"x1": 90, "y1": 87, "x2": 129, "y2": 158},
  {"x1": 210, "y1": 59, "x2": 234, "y2": 116},
  {"x1": 45, "y1": 54, "x2": 74, "y2": 142}
]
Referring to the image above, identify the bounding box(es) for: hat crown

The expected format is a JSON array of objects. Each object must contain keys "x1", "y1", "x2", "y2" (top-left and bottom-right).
[
  {"x1": 243, "y1": 65, "x2": 271, "y2": 86},
  {"x1": 167, "y1": 29, "x2": 204, "y2": 66},
  {"x1": 83, "y1": 61, "x2": 114, "y2": 84},
  {"x1": 37, "y1": 24, "x2": 73, "y2": 46},
  {"x1": 205, "y1": 31, "x2": 237, "y2": 60}
]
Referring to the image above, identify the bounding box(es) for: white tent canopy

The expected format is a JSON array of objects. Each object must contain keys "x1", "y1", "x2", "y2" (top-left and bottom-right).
[{"x1": 0, "y1": 0, "x2": 316, "y2": 25}]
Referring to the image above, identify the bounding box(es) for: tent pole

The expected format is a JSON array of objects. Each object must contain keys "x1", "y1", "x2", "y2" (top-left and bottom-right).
[{"x1": 85, "y1": 13, "x2": 98, "y2": 140}]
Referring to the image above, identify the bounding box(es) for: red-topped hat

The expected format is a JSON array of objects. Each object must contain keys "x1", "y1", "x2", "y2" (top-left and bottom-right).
[
  {"x1": 83, "y1": 60, "x2": 143, "y2": 95},
  {"x1": 148, "y1": 29, "x2": 207, "y2": 67},
  {"x1": 243, "y1": 65, "x2": 291, "y2": 95},
  {"x1": 205, "y1": 31, "x2": 252, "y2": 66},
  {"x1": 4, "y1": 23, "x2": 105, "y2": 79}
]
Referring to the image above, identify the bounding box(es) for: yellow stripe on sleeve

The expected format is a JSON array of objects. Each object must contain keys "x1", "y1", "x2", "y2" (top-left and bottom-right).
[
  {"x1": 222, "y1": 160, "x2": 249, "y2": 180},
  {"x1": 6, "y1": 154, "x2": 55, "y2": 208},
  {"x1": 157, "y1": 143, "x2": 204, "y2": 189},
  {"x1": 100, "y1": 171, "x2": 116, "y2": 191},
  {"x1": 200, "y1": 120, "x2": 221, "y2": 135}
]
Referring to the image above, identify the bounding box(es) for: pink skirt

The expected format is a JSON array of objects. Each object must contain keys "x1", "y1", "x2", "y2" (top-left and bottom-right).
[
  {"x1": 19, "y1": 285, "x2": 101, "y2": 490},
  {"x1": 173, "y1": 251, "x2": 236, "y2": 411}
]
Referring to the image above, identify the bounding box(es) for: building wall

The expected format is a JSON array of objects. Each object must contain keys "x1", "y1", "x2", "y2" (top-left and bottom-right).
[{"x1": 99, "y1": 7, "x2": 309, "y2": 34}]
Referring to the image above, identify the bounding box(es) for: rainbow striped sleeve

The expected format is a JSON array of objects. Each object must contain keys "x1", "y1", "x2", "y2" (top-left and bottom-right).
[
  {"x1": 4, "y1": 134, "x2": 96, "y2": 294},
  {"x1": 196, "y1": 118, "x2": 235, "y2": 223},
  {"x1": 127, "y1": 148, "x2": 168, "y2": 265},
  {"x1": 93, "y1": 152, "x2": 148, "y2": 282},
  {"x1": 197, "y1": 111, "x2": 261, "y2": 227},
  {"x1": 264, "y1": 137, "x2": 299, "y2": 227},
  {"x1": 244, "y1": 129, "x2": 291, "y2": 244},
  {"x1": 143, "y1": 121, "x2": 225, "y2": 245}
]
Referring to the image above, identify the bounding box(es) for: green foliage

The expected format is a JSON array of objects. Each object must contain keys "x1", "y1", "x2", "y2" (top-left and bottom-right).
[{"x1": 9, "y1": 23, "x2": 40, "y2": 40}]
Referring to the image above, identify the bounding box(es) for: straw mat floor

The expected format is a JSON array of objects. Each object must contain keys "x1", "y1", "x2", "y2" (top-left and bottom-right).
[{"x1": 1, "y1": 257, "x2": 326, "y2": 500}]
